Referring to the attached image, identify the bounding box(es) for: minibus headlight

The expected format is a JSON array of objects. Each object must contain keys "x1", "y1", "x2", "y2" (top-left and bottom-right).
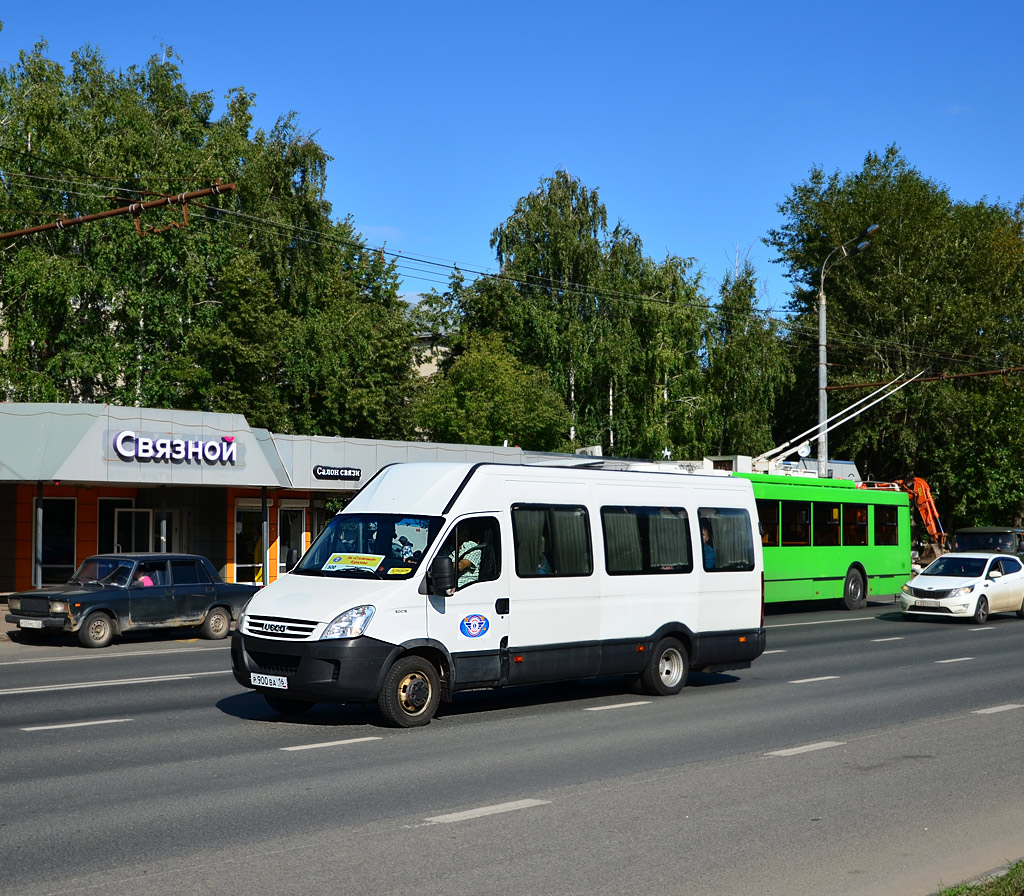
[{"x1": 322, "y1": 605, "x2": 375, "y2": 640}]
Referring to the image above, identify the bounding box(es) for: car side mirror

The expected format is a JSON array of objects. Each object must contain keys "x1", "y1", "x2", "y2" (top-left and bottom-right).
[
  {"x1": 427, "y1": 555, "x2": 456, "y2": 596},
  {"x1": 989, "y1": 569, "x2": 1003, "y2": 580}
]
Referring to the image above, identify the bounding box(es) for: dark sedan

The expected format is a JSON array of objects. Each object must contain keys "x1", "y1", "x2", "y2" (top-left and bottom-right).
[{"x1": 5, "y1": 553, "x2": 260, "y2": 647}]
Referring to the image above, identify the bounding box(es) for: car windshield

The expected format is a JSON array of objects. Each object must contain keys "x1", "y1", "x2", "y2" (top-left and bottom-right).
[
  {"x1": 923, "y1": 556, "x2": 987, "y2": 578},
  {"x1": 71, "y1": 557, "x2": 135, "y2": 587},
  {"x1": 294, "y1": 513, "x2": 444, "y2": 579},
  {"x1": 951, "y1": 532, "x2": 1016, "y2": 552}
]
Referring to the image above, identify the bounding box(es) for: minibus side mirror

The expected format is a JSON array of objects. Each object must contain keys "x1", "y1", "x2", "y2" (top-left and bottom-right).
[
  {"x1": 286, "y1": 548, "x2": 300, "y2": 571},
  {"x1": 428, "y1": 555, "x2": 456, "y2": 596}
]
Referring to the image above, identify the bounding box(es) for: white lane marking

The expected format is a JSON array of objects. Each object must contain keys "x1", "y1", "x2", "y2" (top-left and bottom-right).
[
  {"x1": 767, "y1": 741, "x2": 845, "y2": 757},
  {"x1": 936, "y1": 657, "x2": 974, "y2": 664},
  {"x1": 281, "y1": 737, "x2": 381, "y2": 751},
  {"x1": 871, "y1": 637, "x2": 904, "y2": 642},
  {"x1": 763, "y1": 649, "x2": 787, "y2": 654},
  {"x1": 969, "y1": 627, "x2": 996, "y2": 632},
  {"x1": 766, "y1": 617, "x2": 874, "y2": 629},
  {"x1": 425, "y1": 799, "x2": 550, "y2": 824},
  {"x1": 22, "y1": 718, "x2": 133, "y2": 731},
  {"x1": 0, "y1": 670, "x2": 231, "y2": 695},
  {"x1": 789, "y1": 675, "x2": 839, "y2": 684},
  {"x1": 0, "y1": 645, "x2": 228, "y2": 667},
  {"x1": 584, "y1": 701, "x2": 651, "y2": 712},
  {"x1": 972, "y1": 704, "x2": 1024, "y2": 715}
]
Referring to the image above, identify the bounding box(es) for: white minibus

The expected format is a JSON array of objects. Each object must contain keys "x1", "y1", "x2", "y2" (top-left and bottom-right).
[{"x1": 231, "y1": 462, "x2": 766, "y2": 726}]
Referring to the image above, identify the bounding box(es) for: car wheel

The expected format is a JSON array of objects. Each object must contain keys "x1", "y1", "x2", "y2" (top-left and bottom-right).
[
  {"x1": 200, "y1": 607, "x2": 231, "y2": 640},
  {"x1": 378, "y1": 655, "x2": 441, "y2": 727},
  {"x1": 640, "y1": 637, "x2": 689, "y2": 696},
  {"x1": 264, "y1": 694, "x2": 314, "y2": 715},
  {"x1": 842, "y1": 568, "x2": 866, "y2": 610},
  {"x1": 972, "y1": 596, "x2": 989, "y2": 625},
  {"x1": 78, "y1": 612, "x2": 114, "y2": 648}
]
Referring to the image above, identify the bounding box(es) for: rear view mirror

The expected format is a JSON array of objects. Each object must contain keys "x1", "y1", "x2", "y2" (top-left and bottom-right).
[{"x1": 428, "y1": 555, "x2": 456, "y2": 596}]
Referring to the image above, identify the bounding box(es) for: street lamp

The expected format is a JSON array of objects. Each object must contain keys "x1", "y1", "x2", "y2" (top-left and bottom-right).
[{"x1": 817, "y1": 223, "x2": 879, "y2": 477}]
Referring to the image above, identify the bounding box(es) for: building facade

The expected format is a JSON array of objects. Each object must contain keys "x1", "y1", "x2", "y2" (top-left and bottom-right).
[{"x1": 0, "y1": 403, "x2": 523, "y2": 592}]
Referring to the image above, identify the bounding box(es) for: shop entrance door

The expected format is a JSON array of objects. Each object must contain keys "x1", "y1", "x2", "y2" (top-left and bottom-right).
[{"x1": 115, "y1": 509, "x2": 153, "y2": 553}]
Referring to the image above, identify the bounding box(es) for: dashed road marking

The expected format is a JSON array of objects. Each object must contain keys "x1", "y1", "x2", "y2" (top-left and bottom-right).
[
  {"x1": 584, "y1": 701, "x2": 651, "y2": 712},
  {"x1": 936, "y1": 657, "x2": 973, "y2": 664},
  {"x1": 789, "y1": 675, "x2": 839, "y2": 684},
  {"x1": 22, "y1": 718, "x2": 133, "y2": 731},
  {"x1": 425, "y1": 799, "x2": 550, "y2": 824},
  {"x1": 281, "y1": 737, "x2": 381, "y2": 751},
  {"x1": 972, "y1": 704, "x2": 1024, "y2": 715},
  {"x1": 767, "y1": 741, "x2": 845, "y2": 757}
]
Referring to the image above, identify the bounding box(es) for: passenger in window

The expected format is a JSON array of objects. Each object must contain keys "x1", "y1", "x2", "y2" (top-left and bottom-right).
[
  {"x1": 134, "y1": 567, "x2": 154, "y2": 587},
  {"x1": 701, "y1": 525, "x2": 715, "y2": 570}
]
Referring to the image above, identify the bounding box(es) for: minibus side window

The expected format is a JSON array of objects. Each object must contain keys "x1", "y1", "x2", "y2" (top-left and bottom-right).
[
  {"x1": 698, "y1": 508, "x2": 755, "y2": 572},
  {"x1": 601, "y1": 506, "x2": 693, "y2": 575},
  {"x1": 512, "y1": 504, "x2": 593, "y2": 578},
  {"x1": 436, "y1": 517, "x2": 501, "y2": 590}
]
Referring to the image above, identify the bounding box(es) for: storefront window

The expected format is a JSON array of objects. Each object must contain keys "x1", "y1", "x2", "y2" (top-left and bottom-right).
[
  {"x1": 98, "y1": 498, "x2": 134, "y2": 552},
  {"x1": 235, "y1": 508, "x2": 264, "y2": 583},
  {"x1": 279, "y1": 508, "x2": 304, "y2": 575},
  {"x1": 35, "y1": 497, "x2": 76, "y2": 584}
]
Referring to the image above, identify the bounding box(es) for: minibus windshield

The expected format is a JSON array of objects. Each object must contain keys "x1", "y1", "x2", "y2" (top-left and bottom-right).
[{"x1": 294, "y1": 513, "x2": 444, "y2": 579}]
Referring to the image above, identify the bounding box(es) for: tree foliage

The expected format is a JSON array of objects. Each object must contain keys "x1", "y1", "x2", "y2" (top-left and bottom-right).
[
  {"x1": 766, "y1": 145, "x2": 1024, "y2": 525},
  {"x1": 0, "y1": 39, "x2": 415, "y2": 435}
]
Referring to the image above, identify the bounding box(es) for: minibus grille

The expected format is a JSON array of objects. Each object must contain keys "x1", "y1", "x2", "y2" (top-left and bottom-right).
[
  {"x1": 244, "y1": 615, "x2": 319, "y2": 640},
  {"x1": 247, "y1": 651, "x2": 301, "y2": 677}
]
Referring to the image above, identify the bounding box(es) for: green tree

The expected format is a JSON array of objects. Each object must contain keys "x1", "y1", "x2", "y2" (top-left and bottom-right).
[
  {"x1": 450, "y1": 170, "x2": 710, "y2": 458},
  {"x1": 766, "y1": 145, "x2": 1024, "y2": 525},
  {"x1": 706, "y1": 260, "x2": 792, "y2": 456},
  {"x1": 0, "y1": 36, "x2": 415, "y2": 436},
  {"x1": 411, "y1": 333, "x2": 570, "y2": 449}
]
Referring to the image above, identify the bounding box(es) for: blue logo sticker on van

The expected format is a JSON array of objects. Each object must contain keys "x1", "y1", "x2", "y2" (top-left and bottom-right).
[{"x1": 459, "y1": 614, "x2": 489, "y2": 638}]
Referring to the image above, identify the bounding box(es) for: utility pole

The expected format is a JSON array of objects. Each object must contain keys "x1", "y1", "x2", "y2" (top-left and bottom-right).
[{"x1": 0, "y1": 182, "x2": 235, "y2": 241}]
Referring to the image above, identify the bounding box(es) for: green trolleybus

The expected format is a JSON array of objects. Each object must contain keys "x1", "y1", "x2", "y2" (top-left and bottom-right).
[{"x1": 734, "y1": 472, "x2": 912, "y2": 609}]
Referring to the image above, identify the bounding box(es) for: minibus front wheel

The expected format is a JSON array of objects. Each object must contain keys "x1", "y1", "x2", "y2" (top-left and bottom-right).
[
  {"x1": 641, "y1": 637, "x2": 688, "y2": 696},
  {"x1": 379, "y1": 654, "x2": 441, "y2": 727}
]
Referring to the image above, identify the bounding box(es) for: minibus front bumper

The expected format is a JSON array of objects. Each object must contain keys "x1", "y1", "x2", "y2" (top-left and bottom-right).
[{"x1": 231, "y1": 631, "x2": 399, "y2": 704}]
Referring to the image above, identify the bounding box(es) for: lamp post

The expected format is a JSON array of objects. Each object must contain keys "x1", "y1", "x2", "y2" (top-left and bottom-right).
[{"x1": 817, "y1": 223, "x2": 879, "y2": 477}]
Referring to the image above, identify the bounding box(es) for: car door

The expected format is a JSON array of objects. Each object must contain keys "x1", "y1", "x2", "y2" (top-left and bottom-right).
[
  {"x1": 169, "y1": 559, "x2": 215, "y2": 623},
  {"x1": 127, "y1": 560, "x2": 173, "y2": 626},
  {"x1": 994, "y1": 557, "x2": 1024, "y2": 612},
  {"x1": 426, "y1": 516, "x2": 510, "y2": 687}
]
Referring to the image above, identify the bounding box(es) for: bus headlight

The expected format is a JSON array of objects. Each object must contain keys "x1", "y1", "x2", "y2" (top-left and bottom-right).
[{"x1": 322, "y1": 605, "x2": 375, "y2": 640}]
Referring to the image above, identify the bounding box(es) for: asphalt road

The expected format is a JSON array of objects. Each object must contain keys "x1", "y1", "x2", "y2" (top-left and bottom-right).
[{"x1": 2, "y1": 600, "x2": 1023, "y2": 896}]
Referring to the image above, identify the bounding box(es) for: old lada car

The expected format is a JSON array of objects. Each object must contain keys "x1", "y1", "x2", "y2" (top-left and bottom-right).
[{"x1": 5, "y1": 553, "x2": 259, "y2": 647}]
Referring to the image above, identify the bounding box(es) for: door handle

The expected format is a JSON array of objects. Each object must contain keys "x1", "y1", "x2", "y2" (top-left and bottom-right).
[{"x1": 495, "y1": 598, "x2": 509, "y2": 615}]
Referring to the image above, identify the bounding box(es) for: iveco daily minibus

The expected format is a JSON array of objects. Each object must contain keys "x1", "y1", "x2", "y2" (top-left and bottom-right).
[{"x1": 231, "y1": 462, "x2": 766, "y2": 726}]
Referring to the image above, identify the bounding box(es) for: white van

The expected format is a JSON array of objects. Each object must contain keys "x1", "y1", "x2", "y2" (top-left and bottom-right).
[{"x1": 231, "y1": 462, "x2": 766, "y2": 726}]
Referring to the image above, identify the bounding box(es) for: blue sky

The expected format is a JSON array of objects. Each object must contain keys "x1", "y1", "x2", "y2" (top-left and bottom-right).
[{"x1": 1, "y1": 1, "x2": 1022, "y2": 308}]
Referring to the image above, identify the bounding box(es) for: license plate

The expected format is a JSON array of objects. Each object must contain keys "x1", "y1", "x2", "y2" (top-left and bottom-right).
[
  {"x1": 251, "y1": 672, "x2": 287, "y2": 689},
  {"x1": 19, "y1": 619, "x2": 44, "y2": 629},
  {"x1": 916, "y1": 599, "x2": 939, "y2": 608}
]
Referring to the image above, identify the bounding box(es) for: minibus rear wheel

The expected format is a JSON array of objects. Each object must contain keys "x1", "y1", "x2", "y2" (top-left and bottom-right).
[
  {"x1": 641, "y1": 637, "x2": 688, "y2": 696},
  {"x1": 379, "y1": 655, "x2": 441, "y2": 727}
]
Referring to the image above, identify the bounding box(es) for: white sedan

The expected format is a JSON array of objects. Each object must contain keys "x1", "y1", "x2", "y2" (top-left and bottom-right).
[{"x1": 900, "y1": 552, "x2": 1024, "y2": 624}]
